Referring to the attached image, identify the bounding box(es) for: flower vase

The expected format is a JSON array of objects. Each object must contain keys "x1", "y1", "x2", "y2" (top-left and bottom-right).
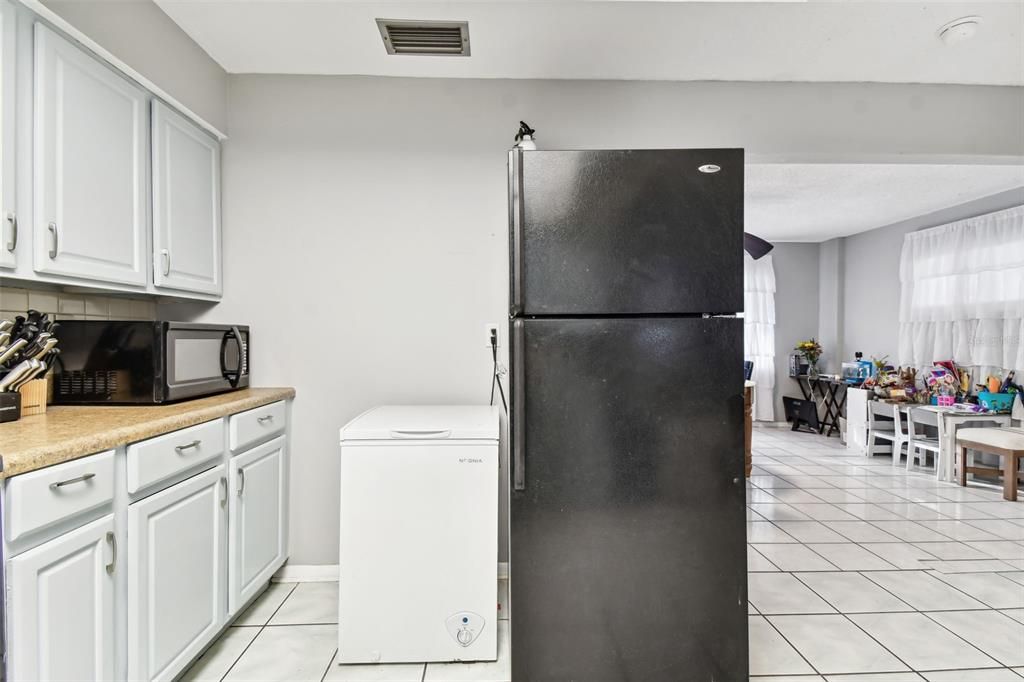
[{"x1": 807, "y1": 361, "x2": 820, "y2": 380}]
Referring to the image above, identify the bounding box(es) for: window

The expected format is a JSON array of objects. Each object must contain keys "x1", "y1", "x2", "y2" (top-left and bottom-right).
[
  {"x1": 898, "y1": 205, "x2": 1024, "y2": 372},
  {"x1": 745, "y1": 253, "x2": 776, "y2": 421}
]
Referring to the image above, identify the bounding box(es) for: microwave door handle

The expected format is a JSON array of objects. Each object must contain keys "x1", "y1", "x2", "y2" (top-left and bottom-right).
[{"x1": 220, "y1": 326, "x2": 243, "y2": 388}]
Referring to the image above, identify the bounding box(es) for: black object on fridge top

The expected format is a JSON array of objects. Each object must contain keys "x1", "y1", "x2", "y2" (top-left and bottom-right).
[
  {"x1": 509, "y1": 149, "x2": 747, "y2": 681},
  {"x1": 52, "y1": 321, "x2": 249, "y2": 404}
]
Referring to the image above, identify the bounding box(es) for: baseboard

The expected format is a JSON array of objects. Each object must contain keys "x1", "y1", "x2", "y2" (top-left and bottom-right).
[
  {"x1": 273, "y1": 562, "x2": 511, "y2": 583},
  {"x1": 273, "y1": 564, "x2": 339, "y2": 582}
]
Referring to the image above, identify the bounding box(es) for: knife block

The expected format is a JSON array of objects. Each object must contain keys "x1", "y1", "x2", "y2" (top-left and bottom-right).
[{"x1": 19, "y1": 379, "x2": 48, "y2": 417}]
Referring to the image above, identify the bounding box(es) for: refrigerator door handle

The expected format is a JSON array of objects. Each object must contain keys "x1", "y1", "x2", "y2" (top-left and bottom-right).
[
  {"x1": 512, "y1": 318, "x2": 526, "y2": 491},
  {"x1": 509, "y1": 149, "x2": 524, "y2": 315}
]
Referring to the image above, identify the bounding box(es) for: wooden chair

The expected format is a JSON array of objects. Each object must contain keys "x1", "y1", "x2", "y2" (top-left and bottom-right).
[
  {"x1": 957, "y1": 428, "x2": 1024, "y2": 501},
  {"x1": 907, "y1": 407, "x2": 941, "y2": 471}
]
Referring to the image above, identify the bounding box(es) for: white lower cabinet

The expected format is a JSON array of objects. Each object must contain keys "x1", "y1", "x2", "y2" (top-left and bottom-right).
[
  {"x1": 228, "y1": 435, "x2": 287, "y2": 613},
  {"x1": 7, "y1": 514, "x2": 116, "y2": 681},
  {"x1": 127, "y1": 464, "x2": 228, "y2": 682},
  {"x1": 4, "y1": 405, "x2": 291, "y2": 682}
]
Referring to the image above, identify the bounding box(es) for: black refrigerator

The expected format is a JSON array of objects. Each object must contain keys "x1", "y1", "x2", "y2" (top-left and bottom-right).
[{"x1": 508, "y1": 148, "x2": 747, "y2": 681}]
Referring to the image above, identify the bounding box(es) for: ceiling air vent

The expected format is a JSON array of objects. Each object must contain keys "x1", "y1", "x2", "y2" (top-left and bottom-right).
[{"x1": 376, "y1": 19, "x2": 470, "y2": 56}]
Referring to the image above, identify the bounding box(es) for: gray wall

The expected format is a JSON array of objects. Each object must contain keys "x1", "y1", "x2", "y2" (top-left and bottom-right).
[
  {"x1": 770, "y1": 243, "x2": 821, "y2": 420},
  {"x1": 841, "y1": 187, "x2": 1024, "y2": 366},
  {"x1": 41, "y1": 0, "x2": 229, "y2": 132},
  {"x1": 167, "y1": 75, "x2": 1023, "y2": 565},
  {"x1": 817, "y1": 239, "x2": 845, "y2": 373}
]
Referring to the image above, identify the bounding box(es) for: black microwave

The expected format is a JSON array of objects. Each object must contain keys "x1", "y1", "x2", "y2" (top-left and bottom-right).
[{"x1": 53, "y1": 321, "x2": 249, "y2": 404}]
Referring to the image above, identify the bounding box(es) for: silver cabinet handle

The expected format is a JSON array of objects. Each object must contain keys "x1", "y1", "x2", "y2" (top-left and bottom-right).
[
  {"x1": 50, "y1": 472, "x2": 96, "y2": 490},
  {"x1": 257, "y1": 415, "x2": 274, "y2": 424},
  {"x1": 47, "y1": 222, "x2": 58, "y2": 259},
  {"x1": 174, "y1": 439, "x2": 201, "y2": 453},
  {"x1": 161, "y1": 248, "x2": 170, "y2": 276},
  {"x1": 237, "y1": 468, "x2": 245, "y2": 496},
  {"x1": 5, "y1": 213, "x2": 16, "y2": 252},
  {"x1": 219, "y1": 476, "x2": 227, "y2": 507},
  {"x1": 105, "y1": 531, "x2": 117, "y2": 574}
]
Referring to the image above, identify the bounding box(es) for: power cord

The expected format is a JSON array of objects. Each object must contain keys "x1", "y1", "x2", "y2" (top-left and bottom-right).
[{"x1": 490, "y1": 330, "x2": 508, "y2": 413}]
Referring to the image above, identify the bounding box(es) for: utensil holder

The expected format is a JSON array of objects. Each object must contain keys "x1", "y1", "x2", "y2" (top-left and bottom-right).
[{"x1": 19, "y1": 379, "x2": 48, "y2": 416}]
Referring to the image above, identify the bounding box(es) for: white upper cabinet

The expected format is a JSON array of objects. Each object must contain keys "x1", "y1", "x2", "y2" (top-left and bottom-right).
[
  {"x1": 151, "y1": 100, "x2": 221, "y2": 295},
  {"x1": 0, "y1": 0, "x2": 16, "y2": 269},
  {"x1": 7, "y1": 514, "x2": 116, "y2": 682},
  {"x1": 32, "y1": 22, "x2": 148, "y2": 286}
]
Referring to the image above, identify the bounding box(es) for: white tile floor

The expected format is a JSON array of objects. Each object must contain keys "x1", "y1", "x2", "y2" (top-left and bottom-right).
[
  {"x1": 182, "y1": 579, "x2": 510, "y2": 682},
  {"x1": 749, "y1": 425, "x2": 1024, "y2": 681},
  {"x1": 184, "y1": 425, "x2": 1024, "y2": 681}
]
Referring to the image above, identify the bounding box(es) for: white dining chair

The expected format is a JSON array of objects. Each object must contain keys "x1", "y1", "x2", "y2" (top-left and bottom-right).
[
  {"x1": 906, "y1": 407, "x2": 941, "y2": 471},
  {"x1": 866, "y1": 401, "x2": 896, "y2": 459},
  {"x1": 890, "y1": 404, "x2": 911, "y2": 467}
]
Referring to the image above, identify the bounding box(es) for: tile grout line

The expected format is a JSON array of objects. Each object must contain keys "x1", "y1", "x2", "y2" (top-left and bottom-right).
[
  {"x1": 750, "y1": 429, "x2": 1024, "y2": 678},
  {"x1": 319, "y1": 647, "x2": 339, "y2": 682},
  {"x1": 918, "y1": 610, "x2": 1023, "y2": 673},
  {"x1": 776, "y1": 569, "x2": 922, "y2": 675},
  {"x1": 758, "y1": 613, "x2": 823, "y2": 677},
  {"x1": 807, "y1": 570, "x2": 1019, "y2": 674},
  {"x1": 754, "y1": 514, "x2": 904, "y2": 572},
  {"x1": 219, "y1": 582, "x2": 299, "y2": 681}
]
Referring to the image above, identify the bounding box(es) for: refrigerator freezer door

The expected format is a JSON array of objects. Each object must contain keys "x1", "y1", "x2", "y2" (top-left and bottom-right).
[
  {"x1": 510, "y1": 149, "x2": 744, "y2": 316},
  {"x1": 509, "y1": 316, "x2": 747, "y2": 681}
]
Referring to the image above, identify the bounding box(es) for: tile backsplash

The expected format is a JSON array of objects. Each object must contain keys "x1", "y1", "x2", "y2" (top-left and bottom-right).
[{"x1": 0, "y1": 283, "x2": 157, "y2": 321}]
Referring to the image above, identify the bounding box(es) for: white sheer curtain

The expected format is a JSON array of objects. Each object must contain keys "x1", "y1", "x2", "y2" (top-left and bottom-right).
[
  {"x1": 898, "y1": 205, "x2": 1024, "y2": 373},
  {"x1": 744, "y1": 253, "x2": 776, "y2": 421}
]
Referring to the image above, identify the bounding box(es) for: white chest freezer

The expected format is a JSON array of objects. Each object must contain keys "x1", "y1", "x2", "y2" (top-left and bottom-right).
[{"x1": 338, "y1": 405, "x2": 500, "y2": 664}]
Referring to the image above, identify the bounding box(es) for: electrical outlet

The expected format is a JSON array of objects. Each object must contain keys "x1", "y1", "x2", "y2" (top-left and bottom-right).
[{"x1": 485, "y1": 324, "x2": 499, "y2": 349}]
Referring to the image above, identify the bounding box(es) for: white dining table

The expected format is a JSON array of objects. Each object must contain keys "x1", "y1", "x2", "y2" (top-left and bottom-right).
[{"x1": 912, "y1": 405, "x2": 1012, "y2": 482}]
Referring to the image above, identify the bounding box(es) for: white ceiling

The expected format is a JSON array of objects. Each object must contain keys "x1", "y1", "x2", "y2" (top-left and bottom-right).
[
  {"x1": 746, "y1": 164, "x2": 1024, "y2": 241},
  {"x1": 154, "y1": 1, "x2": 1024, "y2": 85}
]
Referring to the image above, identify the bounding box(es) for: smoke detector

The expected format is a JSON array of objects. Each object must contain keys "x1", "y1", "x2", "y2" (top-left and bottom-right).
[
  {"x1": 376, "y1": 19, "x2": 470, "y2": 56},
  {"x1": 938, "y1": 16, "x2": 981, "y2": 45}
]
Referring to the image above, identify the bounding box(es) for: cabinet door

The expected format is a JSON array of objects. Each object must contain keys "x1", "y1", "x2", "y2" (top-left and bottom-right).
[
  {"x1": 8, "y1": 514, "x2": 116, "y2": 681},
  {"x1": 151, "y1": 100, "x2": 221, "y2": 295},
  {"x1": 228, "y1": 436, "x2": 286, "y2": 614},
  {"x1": 128, "y1": 465, "x2": 227, "y2": 682},
  {"x1": 33, "y1": 22, "x2": 147, "y2": 285},
  {"x1": 0, "y1": 0, "x2": 16, "y2": 269}
]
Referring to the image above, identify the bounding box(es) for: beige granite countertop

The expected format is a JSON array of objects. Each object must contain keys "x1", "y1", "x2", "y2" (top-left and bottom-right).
[{"x1": 0, "y1": 387, "x2": 295, "y2": 479}]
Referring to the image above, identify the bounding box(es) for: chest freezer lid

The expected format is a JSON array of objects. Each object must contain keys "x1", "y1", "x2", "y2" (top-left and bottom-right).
[{"x1": 340, "y1": 405, "x2": 500, "y2": 442}]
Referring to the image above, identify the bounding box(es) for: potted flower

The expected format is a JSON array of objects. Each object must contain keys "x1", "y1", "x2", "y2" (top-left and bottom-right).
[{"x1": 794, "y1": 338, "x2": 823, "y2": 379}]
